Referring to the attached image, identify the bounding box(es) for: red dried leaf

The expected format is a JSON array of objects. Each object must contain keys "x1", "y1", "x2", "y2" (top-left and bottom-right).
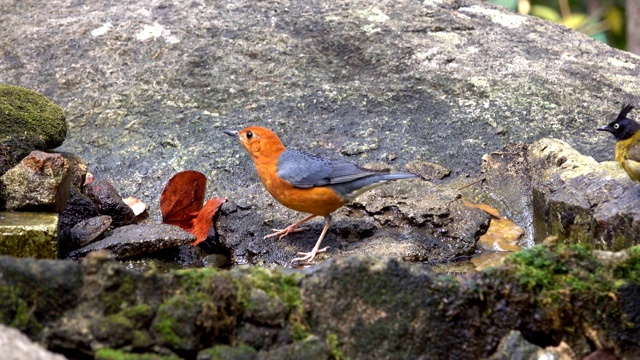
[
  {"x1": 160, "y1": 171, "x2": 207, "y2": 230},
  {"x1": 189, "y1": 197, "x2": 227, "y2": 245}
]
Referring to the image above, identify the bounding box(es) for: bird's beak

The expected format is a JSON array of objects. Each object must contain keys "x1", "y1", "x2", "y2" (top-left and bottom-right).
[
  {"x1": 224, "y1": 130, "x2": 240, "y2": 138},
  {"x1": 597, "y1": 125, "x2": 612, "y2": 133}
]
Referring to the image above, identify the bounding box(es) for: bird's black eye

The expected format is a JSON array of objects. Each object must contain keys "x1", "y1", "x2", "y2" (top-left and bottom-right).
[
  {"x1": 614, "y1": 123, "x2": 620, "y2": 130},
  {"x1": 246, "y1": 131, "x2": 253, "y2": 139}
]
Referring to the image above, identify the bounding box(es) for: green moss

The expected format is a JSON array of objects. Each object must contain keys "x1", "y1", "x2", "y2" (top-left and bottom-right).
[
  {"x1": 95, "y1": 348, "x2": 180, "y2": 360},
  {"x1": 241, "y1": 267, "x2": 309, "y2": 341},
  {"x1": 120, "y1": 303, "x2": 154, "y2": 325},
  {"x1": 0, "y1": 285, "x2": 42, "y2": 334},
  {"x1": 0, "y1": 84, "x2": 67, "y2": 148},
  {"x1": 152, "y1": 268, "x2": 242, "y2": 350},
  {"x1": 91, "y1": 313, "x2": 136, "y2": 347},
  {"x1": 613, "y1": 245, "x2": 640, "y2": 284},
  {"x1": 507, "y1": 244, "x2": 610, "y2": 294},
  {"x1": 0, "y1": 286, "x2": 39, "y2": 332},
  {"x1": 149, "y1": 266, "x2": 307, "y2": 353},
  {"x1": 153, "y1": 295, "x2": 202, "y2": 349},
  {"x1": 174, "y1": 266, "x2": 221, "y2": 288},
  {"x1": 242, "y1": 267, "x2": 302, "y2": 312},
  {"x1": 102, "y1": 313, "x2": 134, "y2": 331},
  {"x1": 0, "y1": 212, "x2": 59, "y2": 259},
  {"x1": 131, "y1": 330, "x2": 154, "y2": 349},
  {"x1": 196, "y1": 344, "x2": 257, "y2": 360},
  {"x1": 505, "y1": 244, "x2": 630, "y2": 335},
  {"x1": 326, "y1": 333, "x2": 344, "y2": 360},
  {"x1": 99, "y1": 271, "x2": 139, "y2": 314},
  {"x1": 92, "y1": 299, "x2": 154, "y2": 348}
]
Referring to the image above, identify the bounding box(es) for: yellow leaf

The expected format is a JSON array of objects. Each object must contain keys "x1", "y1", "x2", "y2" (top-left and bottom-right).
[
  {"x1": 562, "y1": 13, "x2": 589, "y2": 29},
  {"x1": 605, "y1": 6, "x2": 624, "y2": 35},
  {"x1": 530, "y1": 5, "x2": 561, "y2": 22}
]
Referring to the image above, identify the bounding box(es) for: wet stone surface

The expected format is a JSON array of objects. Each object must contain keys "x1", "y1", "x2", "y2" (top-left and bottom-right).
[
  {"x1": 217, "y1": 179, "x2": 490, "y2": 266},
  {"x1": 83, "y1": 179, "x2": 136, "y2": 228},
  {"x1": 67, "y1": 223, "x2": 196, "y2": 260},
  {"x1": 69, "y1": 215, "x2": 112, "y2": 249}
]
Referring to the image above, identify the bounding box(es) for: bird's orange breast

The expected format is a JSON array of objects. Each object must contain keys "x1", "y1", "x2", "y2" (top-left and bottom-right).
[{"x1": 255, "y1": 163, "x2": 345, "y2": 216}]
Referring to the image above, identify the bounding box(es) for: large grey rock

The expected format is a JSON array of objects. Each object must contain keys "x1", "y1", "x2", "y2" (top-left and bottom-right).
[
  {"x1": 0, "y1": 0, "x2": 638, "y2": 226},
  {"x1": 528, "y1": 138, "x2": 640, "y2": 250}
]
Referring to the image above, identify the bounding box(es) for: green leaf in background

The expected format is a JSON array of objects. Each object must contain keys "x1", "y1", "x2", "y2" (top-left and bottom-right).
[
  {"x1": 486, "y1": 0, "x2": 628, "y2": 50},
  {"x1": 592, "y1": 31, "x2": 608, "y2": 42},
  {"x1": 492, "y1": 0, "x2": 519, "y2": 11}
]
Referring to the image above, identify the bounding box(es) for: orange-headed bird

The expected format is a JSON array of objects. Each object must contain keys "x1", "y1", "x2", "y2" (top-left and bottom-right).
[
  {"x1": 598, "y1": 104, "x2": 640, "y2": 182},
  {"x1": 225, "y1": 126, "x2": 417, "y2": 264}
]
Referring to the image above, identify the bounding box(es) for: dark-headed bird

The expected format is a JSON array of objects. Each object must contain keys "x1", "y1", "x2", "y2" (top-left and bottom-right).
[{"x1": 598, "y1": 104, "x2": 640, "y2": 182}]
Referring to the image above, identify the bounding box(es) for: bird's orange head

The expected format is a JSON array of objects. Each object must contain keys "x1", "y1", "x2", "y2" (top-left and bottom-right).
[{"x1": 224, "y1": 126, "x2": 286, "y2": 162}]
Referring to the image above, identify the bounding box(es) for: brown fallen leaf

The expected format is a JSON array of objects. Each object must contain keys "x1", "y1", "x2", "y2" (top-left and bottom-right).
[
  {"x1": 464, "y1": 199, "x2": 524, "y2": 252},
  {"x1": 461, "y1": 199, "x2": 502, "y2": 219},
  {"x1": 189, "y1": 197, "x2": 227, "y2": 245},
  {"x1": 160, "y1": 170, "x2": 207, "y2": 230},
  {"x1": 477, "y1": 217, "x2": 524, "y2": 251}
]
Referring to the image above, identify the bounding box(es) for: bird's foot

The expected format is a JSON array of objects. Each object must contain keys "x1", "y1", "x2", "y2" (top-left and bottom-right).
[
  {"x1": 290, "y1": 246, "x2": 329, "y2": 265},
  {"x1": 264, "y1": 226, "x2": 308, "y2": 240}
]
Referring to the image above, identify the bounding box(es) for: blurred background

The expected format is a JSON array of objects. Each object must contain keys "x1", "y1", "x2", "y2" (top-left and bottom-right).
[{"x1": 488, "y1": 0, "x2": 639, "y2": 53}]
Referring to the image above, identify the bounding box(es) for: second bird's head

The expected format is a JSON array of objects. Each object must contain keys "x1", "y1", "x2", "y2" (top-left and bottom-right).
[
  {"x1": 224, "y1": 126, "x2": 285, "y2": 159},
  {"x1": 598, "y1": 104, "x2": 640, "y2": 141}
]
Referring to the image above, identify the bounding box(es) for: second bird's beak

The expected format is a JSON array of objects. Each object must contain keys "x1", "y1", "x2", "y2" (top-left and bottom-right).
[
  {"x1": 597, "y1": 125, "x2": 612, "y2": 133},
  {"x1": 224, "y1": 130, "x2": 240, "y2": 139}
]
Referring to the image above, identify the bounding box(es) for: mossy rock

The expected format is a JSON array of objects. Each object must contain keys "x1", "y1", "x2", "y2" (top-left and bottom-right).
[
  {"x1": 0, "y1": 84, "x2": 67, "y2": 149},
  {"x1": 95, "y1": 348, "x2": 181, "y2": 360},
  {"x1": 196, "y1": 344, "x2": 257, "y2": 360}
]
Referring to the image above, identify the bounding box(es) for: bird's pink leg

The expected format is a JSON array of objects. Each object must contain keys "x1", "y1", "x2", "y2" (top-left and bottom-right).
[
  {"x1": 264, "y1": 214, "x2": 318, "y2": 240},
  {"x1": 291, "y1": 214, "x2": 332, "y2": 264}
]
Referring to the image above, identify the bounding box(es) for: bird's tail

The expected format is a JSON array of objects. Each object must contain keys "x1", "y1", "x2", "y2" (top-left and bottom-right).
[
  {"x1": 377, "y1": 172, "x2": 419, "y2": 181},
  {"x1": 331, "y1": 171, "x2": 418, "y2": 202}
]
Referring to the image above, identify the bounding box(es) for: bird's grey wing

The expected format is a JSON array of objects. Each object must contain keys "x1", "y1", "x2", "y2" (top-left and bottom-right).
[
  {"x1": 276, "y1": 149, "x2": 376, "y2": 188},
  {"x1": 324, "y1": 160, "x2": 382, "y2": 184}
]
